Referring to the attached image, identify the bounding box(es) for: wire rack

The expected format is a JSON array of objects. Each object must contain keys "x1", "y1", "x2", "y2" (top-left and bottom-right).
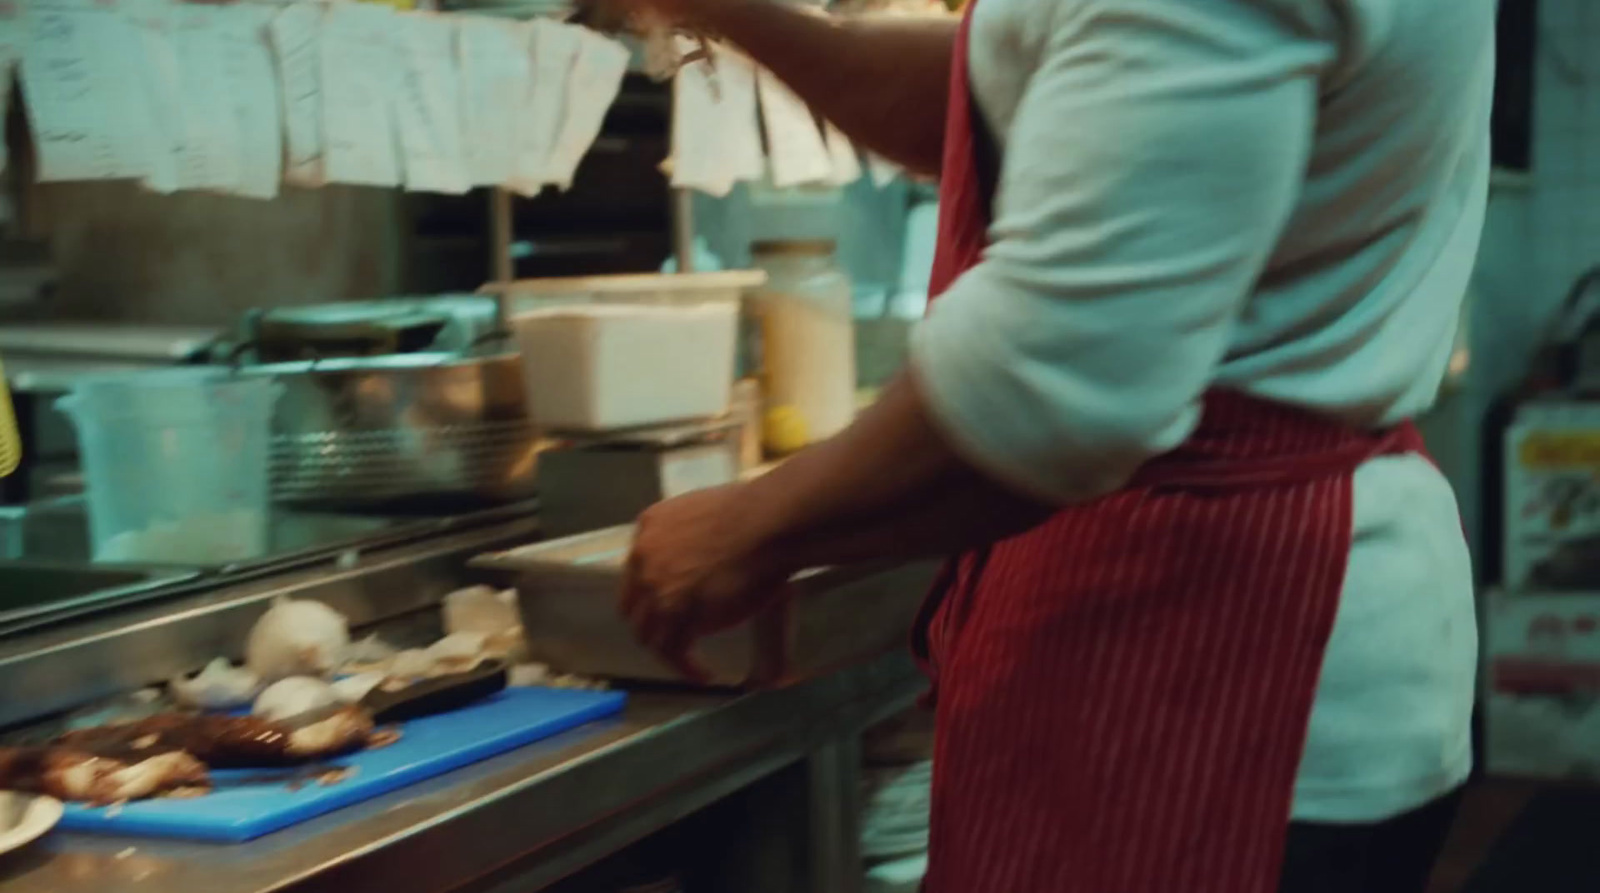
[{"x1": 270, "y1": 420, "x2": 543, "y2": 504}]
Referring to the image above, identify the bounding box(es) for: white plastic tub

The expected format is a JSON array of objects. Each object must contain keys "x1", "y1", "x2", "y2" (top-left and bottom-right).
[
  {"x1": 485, "y1": 271, "x2": 766, "y2": 312},
  {"x1": 495, "y1": 273, "x2": 762, "y2": 432},
  {"x1": 511, "y1": 302, "x2": 739, "y2": 431}
]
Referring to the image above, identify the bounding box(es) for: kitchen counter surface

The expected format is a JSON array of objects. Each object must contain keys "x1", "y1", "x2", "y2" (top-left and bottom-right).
[
  {"x1": 0, "y1": 510, "x2": 928, "y2": 893},
  {"x1": 0, "y1": 655, "x2": 922, "y2": 893}
]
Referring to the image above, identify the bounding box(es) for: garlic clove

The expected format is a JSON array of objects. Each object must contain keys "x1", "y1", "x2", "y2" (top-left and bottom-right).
[
  {"x1": 169, "y1": 658, "x2": 263, "y2": 711},
  {"x1": 245, "y1": 597, "x2": 351, "y2": 682}
]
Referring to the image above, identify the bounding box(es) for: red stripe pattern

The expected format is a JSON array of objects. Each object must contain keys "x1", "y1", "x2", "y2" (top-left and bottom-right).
[
  {"x1": 915, "y1": 5, "x2": 1424, "y2": 891},
  {"x1": 922, "y1": 424, "x2": 1379, "y2": 892}
]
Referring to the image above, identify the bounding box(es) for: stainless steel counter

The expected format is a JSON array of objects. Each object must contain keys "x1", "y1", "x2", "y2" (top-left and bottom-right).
[
  {"x1": 0, "y1": 510, "x2": 931, "y2": 893},
  {"x1": 0, "y1": 654, "x2": 923, "y2": 893}
]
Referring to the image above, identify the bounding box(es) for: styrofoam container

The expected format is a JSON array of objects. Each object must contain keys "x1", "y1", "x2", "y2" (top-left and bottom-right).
[
  {"x1": 511, "y1": 302, "x2": 738, "y2": 431},
  {"x1": 495, "y1": 272, "x2": 763, "y2": 431}
]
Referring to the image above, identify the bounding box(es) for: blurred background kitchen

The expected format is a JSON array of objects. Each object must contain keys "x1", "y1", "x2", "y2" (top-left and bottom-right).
[{"x1": 0, "y1": 0, "x2": 1597, "y2": 891}]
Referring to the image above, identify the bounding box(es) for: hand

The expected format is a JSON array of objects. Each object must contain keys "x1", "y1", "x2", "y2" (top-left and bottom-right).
[{"x1": 621, "y1": 484, "x2": 795, "y2": 684}]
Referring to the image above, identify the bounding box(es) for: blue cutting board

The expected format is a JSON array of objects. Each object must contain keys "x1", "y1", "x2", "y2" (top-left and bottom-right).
[{"x1": 58, "y1": 686, "x2": 627, "y2": 842}]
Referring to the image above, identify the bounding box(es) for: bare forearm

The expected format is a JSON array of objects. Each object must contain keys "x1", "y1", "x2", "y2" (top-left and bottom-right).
[
  {"x1": 738, "y1": 372, "x2": 1050, "y2": 574},
  {"x1": 777, "y1": 474, "x2": 1048, "y2": 570},
  {"x1": 697, "y1": 2, "x2": 954, "y2": 175}
]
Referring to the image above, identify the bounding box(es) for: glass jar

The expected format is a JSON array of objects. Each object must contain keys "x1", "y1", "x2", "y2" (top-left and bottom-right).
[{"x1": 750, "y1": 240, "x2": 857, "y2": 450}]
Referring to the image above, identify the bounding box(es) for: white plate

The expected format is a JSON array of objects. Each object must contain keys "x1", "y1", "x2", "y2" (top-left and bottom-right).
[{"x1": 0, "y1": 793, "x2": 63, "y2": 856}]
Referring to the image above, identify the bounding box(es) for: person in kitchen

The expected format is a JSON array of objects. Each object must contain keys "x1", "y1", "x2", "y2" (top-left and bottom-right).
[{"x1": 618, "y1": 0, "x2": 1489, "y2": 890}]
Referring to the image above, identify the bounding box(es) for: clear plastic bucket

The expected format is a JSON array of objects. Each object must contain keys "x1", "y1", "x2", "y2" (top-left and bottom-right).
[{"x1": 57, "y1": 367, "x2": 282, "y2": 565}]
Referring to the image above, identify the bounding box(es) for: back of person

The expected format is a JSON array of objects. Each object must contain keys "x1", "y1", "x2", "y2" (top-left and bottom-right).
[
  {"x1": 966, "y1": 0, "x2": 1493, "y2": 428},
  {"x1": 1239, "y1": 0, "x2": 1492, "y2": 826},
  {"x1": 1276, "y1": 0, "x2": 1492, "y2": 826},
  {"x1": 959, "y1": 0, "x2": 1491, "y2": 826},
  {"x1": 1228, "y1": 0, "x2": 1495, "y2": 428}
]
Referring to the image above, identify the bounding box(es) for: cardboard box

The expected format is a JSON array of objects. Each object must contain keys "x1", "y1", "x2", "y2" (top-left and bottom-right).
[
  {"x1": 1503, "y1": 399, "x2": 1600, "y2": 590},
  {"x1": 1485, "y1": 590, "x2": 1600, "y2": 780}
]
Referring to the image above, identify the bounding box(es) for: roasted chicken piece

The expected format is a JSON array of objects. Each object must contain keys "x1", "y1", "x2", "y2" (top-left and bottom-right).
[
  {"x1": 0, "y1": 746, "x2": 209, "y2": 805},
  {"x1": 56, "y1": 707, "x2": 377, "y2": 768},
  {"x1": 0, "y1": 704, "x2": 383, "y2": 805}
]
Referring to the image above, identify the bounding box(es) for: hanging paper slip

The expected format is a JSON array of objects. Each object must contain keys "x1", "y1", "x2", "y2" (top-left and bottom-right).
[
  {"x1": 866, "y1": 151, "x2": 902, "y2": 188},
  {"x1": 270, "y1": 2, "x2": 326, "y2": 187},
  {"x1": 121, "y1": 0, "x2": 183, "y2": 194},
  {"x1": 391, "y1": 12, "x2": 468, "y2": 194},
  {"x1": 670, "y1": 41, "x2": 762, "y2": 198},
  {"x1": 173, "y1": 3, "x2": 245, "y2": 192},
  {"x1": 321, "y1": 2, "x2": 401, "y2": 188},
  {"x1": 822, "y1": 121, "x2": 861, "y2": 187},
  {"x1": 509, "y1": 18, "x2": 579, "y2": 196},
  {"x1": 458, "y1": 16, "x2": 531, "y2": 188},
  {"x1": 543, "y1": 27, "x2": 628, "y2": 191},
  {"x1": 22, "y1": 0, "x2": 159, "y2": 182},
  {"x1": 215, "y1": 4, "x2": 282, "y2": 199},
  {"x1": 756, "y1": 69, "x2": 831, "y2": 189}
]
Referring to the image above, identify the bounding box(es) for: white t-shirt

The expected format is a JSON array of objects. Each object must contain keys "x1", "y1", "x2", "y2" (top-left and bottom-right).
[{"x1": 910, "y1": 0, "x2": 1492, "y2": 822}]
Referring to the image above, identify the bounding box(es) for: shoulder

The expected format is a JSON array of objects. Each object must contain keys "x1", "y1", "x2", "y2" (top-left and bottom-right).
[
  {"x1": 1020, "y1": 0, "x2": 1347, "y2": 58},
  {"x1": 1018, "y1": 0, "x2": 1346, "y2": 73}
]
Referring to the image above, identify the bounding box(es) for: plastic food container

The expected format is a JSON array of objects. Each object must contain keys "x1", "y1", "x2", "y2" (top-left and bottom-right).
[
  {"x1": 494, "y1": 272, "x2": 765, "y2": 432},
  {"x1": 486, "y1": 271, "x2": 767, "y2": 313},
  {"x1": 56, "y1": 367, "x2": 282, "y2": 564}
]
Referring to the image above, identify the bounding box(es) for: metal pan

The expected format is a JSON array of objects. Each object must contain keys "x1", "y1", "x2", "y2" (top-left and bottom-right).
[
  {"x1": 470, "y1": 526, "x2": 937, "y2": 688},
  {"x1": 239, "y1": 352, "x2": 543, "y2": 508}
]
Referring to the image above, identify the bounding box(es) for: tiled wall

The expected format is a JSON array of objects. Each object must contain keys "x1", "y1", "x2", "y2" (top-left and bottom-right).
[
  {"x1": 1474, "y1": 0, "x2": 1600, "y2": 394},
  {"x1": 1448, "y1": 0, "x2": 1600, "y2": 569},
  {"x1": 1528, "y1": 0, "x2": 1600, "y2": 309}
]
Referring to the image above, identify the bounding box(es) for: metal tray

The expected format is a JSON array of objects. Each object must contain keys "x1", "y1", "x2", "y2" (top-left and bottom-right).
[{"x1": 470, "y1": 526, "x2": 937, "y2": 688}]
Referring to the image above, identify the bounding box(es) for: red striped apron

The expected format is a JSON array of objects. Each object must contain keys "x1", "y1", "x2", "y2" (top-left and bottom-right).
[{"x1": 914, "y1": 6, "x2": 1426, "y2": 892}]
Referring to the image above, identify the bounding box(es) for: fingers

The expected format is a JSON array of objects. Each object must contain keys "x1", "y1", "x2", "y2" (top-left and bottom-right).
[
  {"x1": 655, "y1": 627, "x2": 713, "y2": 685},
  {"x1": 746, "y1": 597, "x2": 792, "y2": 688},
  {"x1": 636, "y1": 591, "x2": 690, "y2": 653},
  {"x1": 621, "y1": 565, "x2": 712, "y2": 683},
  {"x1": 620, "y1": 547, "x2": 645, "y2": 620},
  {"x1": 619, "y1": 511, "x2": 770, "y2": 685},
  {"x1": 637, "y1": 598, "x2": 712, "y2": 684}
]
